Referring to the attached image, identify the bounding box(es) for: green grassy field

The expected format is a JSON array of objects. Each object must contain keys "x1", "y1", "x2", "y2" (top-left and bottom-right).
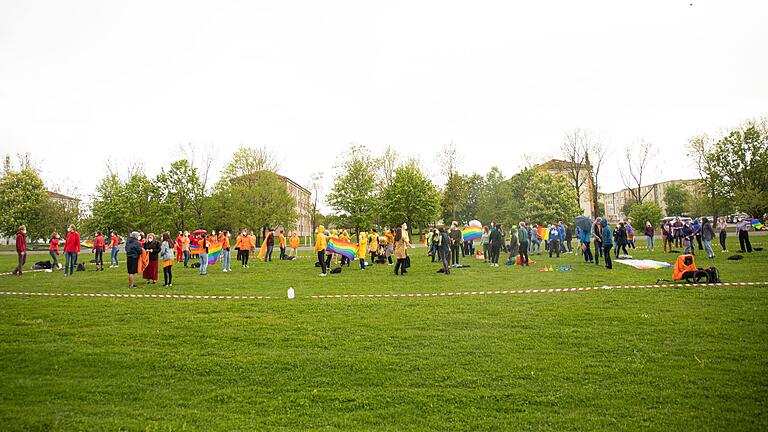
[{"x1": 1, "y1": 237, "x2": 767, "y2": 431}]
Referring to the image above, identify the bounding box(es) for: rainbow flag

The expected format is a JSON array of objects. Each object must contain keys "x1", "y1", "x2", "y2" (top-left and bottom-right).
[
  {"x1": 327, "y1": 237, "x2": 357, "y2": 260},
  {"x1": 190, "y1": 240, "x2": 223, "y2": 265},
  {"x1": 81, "y1": 240, "x2": 93, "y2": 248},
  {"x1": 207, "y1": 240, "x2": 222, "y2": 265},
  {"x1": 753, "y1": 218, "x2": 766, "y2": 230},
  {"x1": 462, "y1": 226, "x2": 482, "y2": 242}
]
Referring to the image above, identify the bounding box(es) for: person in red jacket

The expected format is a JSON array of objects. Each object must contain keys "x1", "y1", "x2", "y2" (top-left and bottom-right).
[
  {"x1": 49, "y1": 232, "x2": 62, "y2": 270},
  {"x1": 63, "y1": 224, "x2": 81, "y2": 276},
  {"x1": 92, "y1": 231, "x2": 106, "y2": 271},
  {"x1": 13, "y1": 225, "x2": 27, "y2": 276}
]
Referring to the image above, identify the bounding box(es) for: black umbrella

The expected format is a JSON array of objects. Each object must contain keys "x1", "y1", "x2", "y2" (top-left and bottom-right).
[{"x1": 574, "y1": 215, "x2": 593, "y2": 233}]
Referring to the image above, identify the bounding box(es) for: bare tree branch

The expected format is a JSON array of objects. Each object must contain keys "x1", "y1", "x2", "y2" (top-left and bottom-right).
[{"x1": 619, "y1": 139, "x2": 656, "y2": 204}]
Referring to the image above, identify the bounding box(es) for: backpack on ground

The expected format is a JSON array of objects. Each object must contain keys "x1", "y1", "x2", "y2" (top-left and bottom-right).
[
  {"x1": 32, "y1": 260, "x2": 52, "y2": 270},
  {"x1": 76, "y1": 263, "x2": 86, "y2": 271},
  {"x1": 330, "y1": 267, "x2": 342, "y2": 274}
]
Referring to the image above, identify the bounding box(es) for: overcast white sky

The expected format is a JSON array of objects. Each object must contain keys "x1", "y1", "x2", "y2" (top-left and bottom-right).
[{"x1": 1, "y1": 1, "x2": 766, "y2": 208}]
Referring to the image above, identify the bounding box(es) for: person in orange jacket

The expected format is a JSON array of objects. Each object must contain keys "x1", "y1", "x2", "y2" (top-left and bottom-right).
[
  {"x1": 289, "y1": 232, "x2": 300, "y2": 257},
  {"x1": 235, "y1": 229, "x2": 253, "y2": 268},
  {"x1": 219, "y1": 230, "x2": 231, "y2": 272}
]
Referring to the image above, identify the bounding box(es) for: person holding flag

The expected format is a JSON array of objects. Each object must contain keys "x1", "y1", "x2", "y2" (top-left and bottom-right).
[{"x1": 315, "y1": 225, "x2": 328, "y2": 277}]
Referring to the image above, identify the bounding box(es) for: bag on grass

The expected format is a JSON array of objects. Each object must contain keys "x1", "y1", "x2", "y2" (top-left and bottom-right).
[
  {"x1": 76, "y1": 263, "x2": 86, "y2": 271},
  {"x1": 727, "y1": 255, "x2": 743, "y2": 260},
  {"x1": 32, "y1": 260, "x2": 52, "y2": 270},
  {"x1": 191, "y1": 262, "x2": 201, "y2": 268},
  {"x1": 704, "y1": 266, "x2": 721, "y2": 283},
  {"x1": 330, "y1": 267, "x2": 342, "y2": 274}
]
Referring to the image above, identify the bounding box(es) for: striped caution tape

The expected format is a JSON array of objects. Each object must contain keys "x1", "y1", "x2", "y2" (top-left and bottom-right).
[
  {"x1": 0, "y1": 292, "x2": 270, "y2": 300},
  {"x1": 309, "y1": 281, "x2": 768, "y2": 299}
]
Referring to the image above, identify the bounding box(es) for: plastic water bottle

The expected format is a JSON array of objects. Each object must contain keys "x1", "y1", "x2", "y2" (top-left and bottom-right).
[{"x1": 287, "y1": 287, "x2": 295, "y2": 300}]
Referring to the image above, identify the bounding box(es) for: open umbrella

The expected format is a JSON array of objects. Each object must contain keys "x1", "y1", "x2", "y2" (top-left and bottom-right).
[
  {"x1": 573, "y1": 215, "x2": 593, "y2": 233},
  {"x1": 468, "y1": 220, "x2": 482, "y2": 228},
  {"x1": 193, "y1": 229, "x2": 208, "y2": 236}
]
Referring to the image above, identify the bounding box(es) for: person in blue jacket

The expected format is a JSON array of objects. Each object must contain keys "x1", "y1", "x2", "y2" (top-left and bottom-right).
[
  {"x1": 580, "y1": 224, "x2": 593, "y2": 263},
  {"x1": 548, "y1": 224, "x2": 561, "y2": 258},
  {"x1": 557, "y1": 222, "x2": 567, "y2": 253},
  {"x1": 601, "y1": 219, "x2": 614, "y2": 269}
]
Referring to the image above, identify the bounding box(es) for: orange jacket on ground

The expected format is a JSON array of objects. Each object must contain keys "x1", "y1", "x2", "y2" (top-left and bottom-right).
[{"x1": 673, "y1": 254, "x2": 697, "y2": 280}]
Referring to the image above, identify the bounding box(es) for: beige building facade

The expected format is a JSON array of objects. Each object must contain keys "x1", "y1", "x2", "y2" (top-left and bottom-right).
[
  {"x1": 539, "y1": 159, "x2": 595, "y2": 218},
  {"x1": 598, "y1": 179, "x2": 700, "y2": 222}
]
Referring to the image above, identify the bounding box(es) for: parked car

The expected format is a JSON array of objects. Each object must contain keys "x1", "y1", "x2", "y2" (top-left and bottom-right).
[
  {"x1": 662, "y1": 216, "x2": 692, "y2": 225},
  {"x1": 726, "y1": 213, "x2": 751, "y2": 224}
]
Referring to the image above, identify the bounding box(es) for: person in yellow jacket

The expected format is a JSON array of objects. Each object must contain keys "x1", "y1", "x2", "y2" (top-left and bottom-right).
[
  {"x1": 278, "y1": 230, "x2": 287, "y2": 260},
  {"x1": 325, "y1": 229, "x2": 338, "y2": 270},
  {"x1": 289, "y1": 232, "x2": 300, "y2": 257},
  {"x1": 357, "y1": 231, "x2": 368, "y2": 270},
  {"x1": 314, "y1": 225, "x2": 328, "y2": 276},
  {"x1": 367, "y1": 228, "x2": 379, "y2": 265},
  {"x1": 382, "y1": 228, "x2": 395, "y2": 265}
]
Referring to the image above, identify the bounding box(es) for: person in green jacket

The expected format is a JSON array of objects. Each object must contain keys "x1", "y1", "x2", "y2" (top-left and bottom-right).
[{"x1": 601, "y1": 219, "x2": 614, "y2": 269}]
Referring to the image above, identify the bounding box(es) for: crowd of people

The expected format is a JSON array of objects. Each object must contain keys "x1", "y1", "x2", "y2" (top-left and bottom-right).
[{"x1": 8, "y1": 213, "x2": 760, "y2": 282}]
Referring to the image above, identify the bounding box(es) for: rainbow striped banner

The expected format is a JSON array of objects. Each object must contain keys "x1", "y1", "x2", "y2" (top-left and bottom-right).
[
  {"x1": 752, "y1": 218, "x2": 766, "y2": 231},
  {"x1": 81, "y1": 240, "x2": 93, "y2": 248},
  {"x1": 190, "y1": 240, "x2": 223, "y2": 265},
  {"x1": 327, "y1": 238, "x2": 357, "y2": 260},
  {"x1": 462, "y1": 226, "x2": 482, "y2": 242}
]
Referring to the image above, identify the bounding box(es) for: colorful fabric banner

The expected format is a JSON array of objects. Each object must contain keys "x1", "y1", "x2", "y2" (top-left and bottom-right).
[
  {"x1": 462, "y1": 226, "x2": 482, "y2": 242},
  {"x1": 81, "y1": 240, "x2": 93, "y2": 248},
  {"x1": 190, "y1": 240, "x2": 223, "y2": 265},
  {"x1": 752, "y1": 218, "x2": 765, "y2": 230},
  {"x1": 327, "y1": 237, "x2": 357, "y2": 260}
]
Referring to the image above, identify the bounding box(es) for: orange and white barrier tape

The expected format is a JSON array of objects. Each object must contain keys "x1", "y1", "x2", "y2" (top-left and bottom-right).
[
  {"x1": 309, "y1": 281, "x2": 768, "y2": 299},
  {"x1": 0, "y1": 292, "x2": 270, "y2": 300}
]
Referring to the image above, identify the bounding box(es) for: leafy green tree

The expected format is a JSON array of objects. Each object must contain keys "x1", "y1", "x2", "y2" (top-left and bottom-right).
[
  {"x1": 522, "y1": 170, "x2": 582, "y2": 224},
  {"x1": 38, "y1": 195, "x2": 80, "y2": 239},
  {"x1": 381, "y1": 163, "x2": 440, "y2": 230},
  {"x1": 477, "y1": 167, "x2": 506, "y2": 224},
  {"x1": 629, "y1": 202, "x2": 664, "y2": 227},
  {"x1": 90, "y1": 172, "x2": 128, "y2": 234},
  {"x1": 700, "y1": 120, "x2": 768, "y2": 217},
  {"x1": 210, "y1": 150, "x2": 296, "y2": 235},
  {"x1": 460, "y1": 173, "x2": 484, "y2": 222},
  {"x1": 122, "y1": 173, "x2": 167, "y2": 233},
  {"x1": 0, "y1": 168, "x2": 48, "y2": 239},
  {"x1": 327, "y1": 146, "x2": 378, "y2": 232},
  {"x1": 441, "y1": 173, "x2": 466, "y2": 223},
  {"x1": 663, "y1": 184, "x2": 693, "y2": 216},
  {"x1": 621, "y1": 198, "x2": 639, "y2": 219},
  {"x1": 156, "y1": 160, "x2": 204, "y2": 232}
]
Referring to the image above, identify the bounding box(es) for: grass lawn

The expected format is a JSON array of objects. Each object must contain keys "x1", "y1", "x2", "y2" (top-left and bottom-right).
[{"x1": 1, "y1": 237, "x2": 767, "y2": 431}]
